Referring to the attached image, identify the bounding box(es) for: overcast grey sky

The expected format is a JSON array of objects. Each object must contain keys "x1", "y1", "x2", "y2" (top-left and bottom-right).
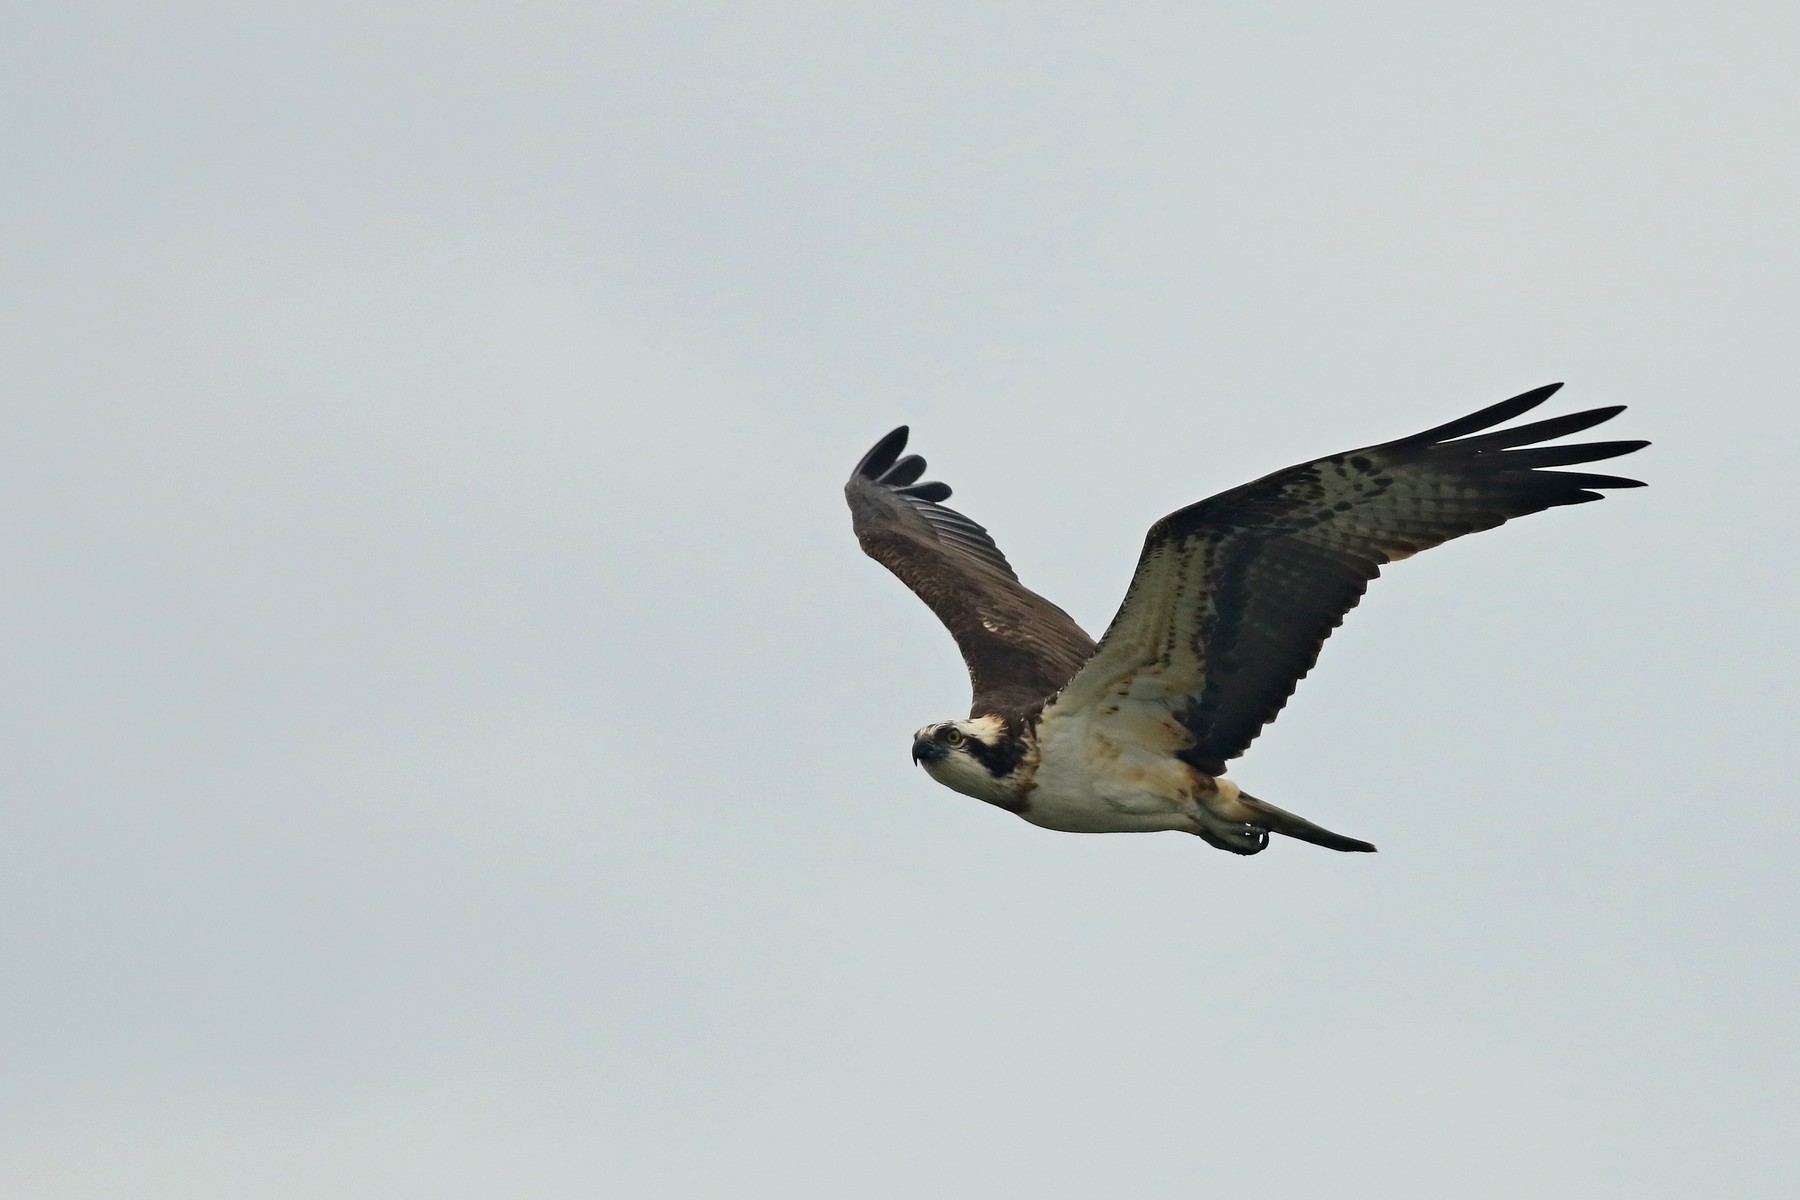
[{"x1": 4, "y1": 3, "x2": 1796, "y2": 1197}]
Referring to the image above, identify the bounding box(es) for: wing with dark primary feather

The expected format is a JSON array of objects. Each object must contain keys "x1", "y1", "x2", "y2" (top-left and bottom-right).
[
  {"x1": 846, "y1": 427, "x2": 1097, "y2": 717},
  {"x1": 1045, "y1": 384, "x2": 1647, "y2": 774}
]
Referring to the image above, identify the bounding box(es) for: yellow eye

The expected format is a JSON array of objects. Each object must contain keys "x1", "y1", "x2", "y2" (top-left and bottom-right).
[{"x1": 940, "y1": 727, "x2": 965, "y2": 746}]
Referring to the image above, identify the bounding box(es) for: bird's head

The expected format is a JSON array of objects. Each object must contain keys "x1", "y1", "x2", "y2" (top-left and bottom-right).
[{"x1": 910, "y1": 715, "x2": 1031, "y2": 809}]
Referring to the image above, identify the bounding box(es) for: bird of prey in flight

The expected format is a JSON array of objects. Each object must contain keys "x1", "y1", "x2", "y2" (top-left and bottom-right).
[{"x1": 844, "y1": 384, "x2": 1645, "y2": 855}]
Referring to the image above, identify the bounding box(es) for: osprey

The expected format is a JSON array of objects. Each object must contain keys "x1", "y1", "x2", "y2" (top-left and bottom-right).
[{"x1": 845, "y1": 383, "x2": 1646, "y2": 855}]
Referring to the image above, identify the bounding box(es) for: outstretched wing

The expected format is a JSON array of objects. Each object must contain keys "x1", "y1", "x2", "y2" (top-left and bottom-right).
[
  {"x1": 1044, "y1": 384, "x2": 1647, "y2": 774},
  {"x1": 846, "y1": 427, "x2": 1096, "y2": 717}
]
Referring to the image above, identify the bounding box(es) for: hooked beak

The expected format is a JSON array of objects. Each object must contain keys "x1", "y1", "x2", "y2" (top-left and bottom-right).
[{"x1": 912, "y1": 736, "x2": 946, "y2": 766}]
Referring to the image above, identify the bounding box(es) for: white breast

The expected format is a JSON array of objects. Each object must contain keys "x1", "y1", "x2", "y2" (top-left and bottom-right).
[{"x1": 1026, "y1": 706, "x2": 1207, "y2": 833}]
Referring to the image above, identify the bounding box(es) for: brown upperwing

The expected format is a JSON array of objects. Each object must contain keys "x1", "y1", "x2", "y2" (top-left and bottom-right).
[{"x1": 845, "y1": 427, "x2": 1096, "y2": 718}]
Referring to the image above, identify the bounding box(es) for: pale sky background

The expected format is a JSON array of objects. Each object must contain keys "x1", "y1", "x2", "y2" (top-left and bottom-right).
[{"x1": 4, "y1": 3, "x2": 1797, "y2": 1197}]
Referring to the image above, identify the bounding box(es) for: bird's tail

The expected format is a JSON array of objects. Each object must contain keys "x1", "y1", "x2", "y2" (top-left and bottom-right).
[{"x1": 1238, "y1": 792, "x2": 1377, "y2": 853}]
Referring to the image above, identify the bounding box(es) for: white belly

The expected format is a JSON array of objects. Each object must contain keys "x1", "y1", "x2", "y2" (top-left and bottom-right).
[{"x1": 1025, "y1": 709, "x2": 1211, "y2": 833}]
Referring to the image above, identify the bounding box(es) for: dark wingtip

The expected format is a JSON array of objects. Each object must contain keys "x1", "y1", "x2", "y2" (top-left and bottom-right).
[
  {"x1": 854, "y1": 427, "x2": 910, "y2": 480},
  {"x1": 1553, "y1": 472, "x2": 1648, "y2": 490},
  {"x1": 850, "y1": 426, "x2": 957, "y2": 504},
  {"x1": 883, "y1": 454, "x2": 928, "y2": 487},
  {"x1": 900, "y1": 481, "x2": 953, "y2": 502},
  {"x1": 1403, "y1": 383, "x2": 1568, "y2": 445},
  {"x1": 1515, "y1": 381, "x2": 1565, "y2": 408}
]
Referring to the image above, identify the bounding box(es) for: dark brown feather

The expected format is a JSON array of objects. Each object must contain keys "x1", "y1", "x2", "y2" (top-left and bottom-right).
[
  {"x1": 845, "y1": 428, "x2": 1097, "y2": 717},
  {"x1": 1049, "y1": 384, "x2": 1647, "y2": 774}
]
